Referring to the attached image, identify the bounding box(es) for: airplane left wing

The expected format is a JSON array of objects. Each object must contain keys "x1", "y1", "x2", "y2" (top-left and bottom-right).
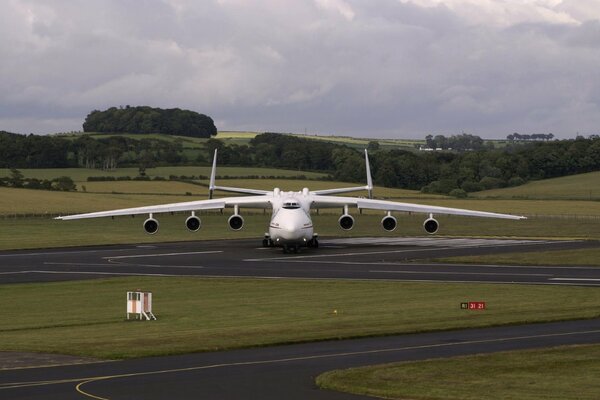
[
  {"x1": 311, "y1": 195, "x2": 526, "y2": 220},
  {"x1": 55, "y1": 195, "x2": 273, "y2": 220}
]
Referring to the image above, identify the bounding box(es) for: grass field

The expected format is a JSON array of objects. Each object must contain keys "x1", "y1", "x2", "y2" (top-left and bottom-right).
[
  {"x1": 316, "y1": 344, "x2": 600, "y2": 400},
  {"x1": 434, "y1": 248, "x2": 600, "y2": 266},
  {"x1": 78, "y1": 181, "x2": 206, "y2": 195},
  {"x1": 473, "y1": 171, "x2": 600, "y2": 200},
  {"x1": 1, "y1": 277, "x2": 598, "y2": 359}
]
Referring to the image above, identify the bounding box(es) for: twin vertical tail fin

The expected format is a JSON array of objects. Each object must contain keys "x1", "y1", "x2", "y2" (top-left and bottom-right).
[
  {"x1": 365, "y1": 149, "x2": 373, "y2": 199},
  {"x1": 209, "y1": 149, "x2": 217, "y2": 200}
]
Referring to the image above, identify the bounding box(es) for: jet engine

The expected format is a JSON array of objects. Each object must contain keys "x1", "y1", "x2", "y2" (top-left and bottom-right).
[
  {"x1": 185, "y1": 215, "x2": 201, "y2": 232},
  {"x1": 143, "y1": 217, "x2": 159, "y2": 235},
  {"x1": 228, "y1": 214, "x2": 244, "y2": 230},
  {"x1": 338, "y1": 214, "x2": 354, "y2": 230},
  {"x1": 381, "y1": 215, "x2": 397, "y2": 232},
  {"x1": 423, "y1": 216, "x2": 439, "y2": 234}
]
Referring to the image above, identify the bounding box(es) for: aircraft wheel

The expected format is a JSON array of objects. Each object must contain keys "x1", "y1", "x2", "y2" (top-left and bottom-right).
[
  {"x1": 314, "y1": 239, "x2": 319, "y2": 248},
  {"x1": 262, "y1": 239, "x2": 269, "y2": 247}
]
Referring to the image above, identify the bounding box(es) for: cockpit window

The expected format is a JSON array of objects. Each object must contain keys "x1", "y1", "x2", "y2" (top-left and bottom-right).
[{"x1": 282, "y1": 201, "x2": 300, "y2": 209}]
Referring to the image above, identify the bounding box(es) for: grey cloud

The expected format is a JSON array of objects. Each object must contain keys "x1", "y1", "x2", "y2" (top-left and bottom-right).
[{"x1": 1, "y1": 0, "x2": 600, "y2": 138}]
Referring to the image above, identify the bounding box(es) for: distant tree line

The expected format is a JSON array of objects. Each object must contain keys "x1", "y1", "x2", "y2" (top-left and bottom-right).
[
  {"x1": 83, "y1": 106, "x2": 217, "y2": 138},
  {"x1": 0, "y1": 168, "x2": 76, "y2": 191},
  {"x1": 0, "y1": 131, "x2": 186, "y2": 170},
  {"x1": 507, "y1": 133, "x2": 555, "y2": 141},
  {"x1": 2, "y1": 130, "x2": 600, "y2": 196}
]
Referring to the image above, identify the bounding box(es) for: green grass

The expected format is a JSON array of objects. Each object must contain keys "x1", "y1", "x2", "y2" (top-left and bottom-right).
[
  {"x1": 473, "y1": 171, "x2": 600, "y2": 200},
  {"x1": 434, "y1": 248, "x2": 600, "y2": 267},
  {"x1": 1, "y1": 277, "x2": 598, "y2": 359},
  {"x1": 316, "y1": 344, "x2": 600, "y2": 400},
  {"x1": 78, "y1": 181, "x2": 206, "y2": 195}
]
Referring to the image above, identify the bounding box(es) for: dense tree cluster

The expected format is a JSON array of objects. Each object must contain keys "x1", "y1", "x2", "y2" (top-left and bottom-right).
[
  {"x1": 83, "y1": 106, "x2": 217, "y2": 138},
  {"x1": 425, "y1": 134, "x2": 485, "y2": 151}
]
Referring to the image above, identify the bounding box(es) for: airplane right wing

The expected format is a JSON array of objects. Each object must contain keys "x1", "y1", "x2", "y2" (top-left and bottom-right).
[{"x1": 311, "y1": 195, "x2": 526, "y2": 220}]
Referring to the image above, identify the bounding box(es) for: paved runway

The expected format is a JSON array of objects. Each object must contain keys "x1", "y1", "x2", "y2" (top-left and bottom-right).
[
  {"x1": 1, "y1": 237, "x2": 599, "y2": 399},
  {"x1": 0, "y1": 236, "x2": 599, "y2": 285},
  {"x1": 1, "y1": 318, "x2": 600, "y2": 399}
]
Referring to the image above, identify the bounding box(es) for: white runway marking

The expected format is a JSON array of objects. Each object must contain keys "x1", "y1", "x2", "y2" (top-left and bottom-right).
[
  {"x1": 0, "y1": 248, "x2": 134, "y2": 258},
  {"x1": 369, "y1": 270, "x2": 552, "y2": 277},
  {"x1": 12, "y1": 270, "x2": 191, "y2": 277},
  {"x1": 322, "y1": 237, "x2": 554, "y2": 247},
  {"x1": 104, "y1": 251, "x2": 222, "y2": 260},
  {"x1": 549, "y1": 278, "x2": 600, "y2": 282}
]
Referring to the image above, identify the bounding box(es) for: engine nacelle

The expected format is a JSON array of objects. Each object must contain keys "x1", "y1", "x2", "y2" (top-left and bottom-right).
[
  {"x1": 381, "y1": 215, "x2": 397, "y2": 232},
  {"x1": 185, "y1": 215, "x2": 201, "y2": 232},
  {"x1": 143, "y1": 217, "x2": 159, "y2": 235},
  {"x1": 338, "y1": 214, "x2": 355, "y2": 230},
  {"x1": 423, "y1": 217, "x2": 439, "y2": 234},
  {"x1": 228, "y1": 214, "x2": 244, "y2": 231}
]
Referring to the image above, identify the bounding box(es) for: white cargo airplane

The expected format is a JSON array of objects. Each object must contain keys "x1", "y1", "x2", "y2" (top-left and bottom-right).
[{"x1": 57, "y1": 150, "x2": 526, "y2": 253}]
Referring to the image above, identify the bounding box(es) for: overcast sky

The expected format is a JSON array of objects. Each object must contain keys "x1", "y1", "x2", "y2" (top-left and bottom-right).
[{"x1": 2, "y1": 0, "x2": 600, "y2": 138}]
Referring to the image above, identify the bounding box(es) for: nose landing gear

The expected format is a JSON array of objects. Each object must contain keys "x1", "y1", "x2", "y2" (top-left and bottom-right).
[{"x1": 283, "y1": 245, "x2": 299, "y2": 254}]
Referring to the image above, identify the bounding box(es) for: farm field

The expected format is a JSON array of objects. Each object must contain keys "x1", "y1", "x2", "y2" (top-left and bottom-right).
[
  {"x1": 473, "y1": 171, "x2": 600, "y2": 200},
  {"x1": 0, "y1": 166, "x2": 327, "y2": 181},
  {"x1": 317, "y1": 344, "x2": 600, "y2": 400},
  {"x1": 1, "y1": 277, "x2": 598, "y2": 359}
]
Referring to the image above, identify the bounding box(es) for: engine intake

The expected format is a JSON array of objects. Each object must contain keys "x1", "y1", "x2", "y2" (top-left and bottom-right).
[
  {"x1": 185, "y1": 215, "x2": 201, "y2": 232},
  {"x1": 423, "y1": 217, "x2": 439, "y2": 234},
  {"x1": 381, "y1": 215, "x2": 397, "y2": 232},
  {"x1": 338, "y1": 214, "x2": 354, "y2": 230},
  {"x1": 143, "y1": 217, "x2": 159, "y2": 235},
  {"x1": 228, "y1": 214, "x2": 244, "y2": 230}
]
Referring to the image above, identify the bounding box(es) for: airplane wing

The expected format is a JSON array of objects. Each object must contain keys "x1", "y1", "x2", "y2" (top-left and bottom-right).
[
  {"x1": 311, "y1": 195, "x2": 526, "y2": 220},
  {"x1": 55, "y1": 195, "x2": 272, "y2": 220}
]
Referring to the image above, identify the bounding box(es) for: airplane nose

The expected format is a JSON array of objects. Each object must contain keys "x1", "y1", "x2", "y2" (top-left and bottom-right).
[{"x1": 279, "y1": 221, "x2": 303, "y2": 240}]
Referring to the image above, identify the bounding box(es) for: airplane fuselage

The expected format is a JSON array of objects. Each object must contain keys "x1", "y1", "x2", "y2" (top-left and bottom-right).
[{"x1": 267, "y1": 189, "x2": 315, "y2": 248}]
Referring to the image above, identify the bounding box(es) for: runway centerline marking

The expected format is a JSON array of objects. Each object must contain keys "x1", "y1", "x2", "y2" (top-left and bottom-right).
[
  {"x1": 2, "y1": 328, "x2": 599, "y2": 398},
  {"x1": 103, "y1": 251, "x2": 222, "y2": 260}
]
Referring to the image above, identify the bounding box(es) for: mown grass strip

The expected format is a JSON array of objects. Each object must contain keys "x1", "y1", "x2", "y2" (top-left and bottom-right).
[
  {"x1": 0, "y1": 277, "x2": 599, "y2": 359},
  {"x1": 316, "y1": 344, "x2": 600, "y2": 400},
  {"x1": 434, "y1": 248, "x2": 600, "y2": 267}
]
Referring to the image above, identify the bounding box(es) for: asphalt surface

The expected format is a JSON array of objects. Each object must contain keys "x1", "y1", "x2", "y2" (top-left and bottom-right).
[
  {"x1": 1, "y1": 237, "x2": 599, "y2": 399},
  {"x1": 1, "y1": 319, "x2": 600, "y2": 399},
  {"x1": 0, "y1": 236, "x2": 599, "y2": 285}
]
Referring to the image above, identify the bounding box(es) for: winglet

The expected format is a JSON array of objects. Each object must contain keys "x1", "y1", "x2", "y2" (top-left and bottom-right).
[
  {"x1": 365, "y1": 149, "x2": 373, "y2": 199},
  {"x1": 209, "y1": 149, "x2": 217, "y2": 199}
]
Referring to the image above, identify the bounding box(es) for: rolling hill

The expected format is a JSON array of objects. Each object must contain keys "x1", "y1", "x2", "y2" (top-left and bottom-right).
[{"x1": 472, "y1": 171, "x2": 600, "y2": 200}]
